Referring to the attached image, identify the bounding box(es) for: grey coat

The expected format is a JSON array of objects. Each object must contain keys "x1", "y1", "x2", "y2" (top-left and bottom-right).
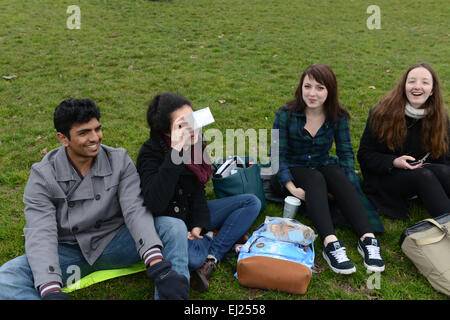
[{"x1": 23, "y1": 145, "x2": 162, "y2": 289}]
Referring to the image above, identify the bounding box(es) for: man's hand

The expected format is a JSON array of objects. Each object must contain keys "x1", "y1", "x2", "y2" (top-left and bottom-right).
[{"x1": 146, "y1": 260, "x2": 189, "y2": 300}]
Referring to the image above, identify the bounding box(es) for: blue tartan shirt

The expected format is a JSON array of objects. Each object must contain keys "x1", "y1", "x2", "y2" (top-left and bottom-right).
[{"x1": 273, "y1": 105, "x2": 355, "y2": 187}]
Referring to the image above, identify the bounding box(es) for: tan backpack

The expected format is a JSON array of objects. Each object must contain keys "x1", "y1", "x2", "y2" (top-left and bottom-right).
[{"x1": 400, "y1": 213, "x2": 450, "y2": 297}]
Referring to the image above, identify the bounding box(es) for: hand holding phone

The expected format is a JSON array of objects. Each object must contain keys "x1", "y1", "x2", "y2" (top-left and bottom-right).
[{"x1": 393, "y1": 155, "x2": 423, "y2": 170}]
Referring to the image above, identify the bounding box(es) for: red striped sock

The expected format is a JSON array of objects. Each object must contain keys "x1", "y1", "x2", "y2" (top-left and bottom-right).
[{"x1": 143, "y1": 246, "x2": 163, "y2": 267}]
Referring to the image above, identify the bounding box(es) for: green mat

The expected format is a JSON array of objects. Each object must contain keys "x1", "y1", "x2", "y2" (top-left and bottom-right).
[{"x1": 62, "y1": 262, "x2": 146, "y2": 293}]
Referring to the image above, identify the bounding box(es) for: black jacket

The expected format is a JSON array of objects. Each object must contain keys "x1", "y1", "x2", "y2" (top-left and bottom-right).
[
  {"x1": 357, "y1": 111, "x2": 450, "y2": 219},
  {"x1": 136, "y1": 132, "x2": 210, "y2": 231}
]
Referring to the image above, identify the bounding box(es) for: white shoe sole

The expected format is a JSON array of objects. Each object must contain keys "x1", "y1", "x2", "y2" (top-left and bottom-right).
[
  {"x1": 322, "y1": 251, "x2": 356, "y2": 275},
  {"x1": 357, "y1": 245, "x2": 385, "y2": 273}
]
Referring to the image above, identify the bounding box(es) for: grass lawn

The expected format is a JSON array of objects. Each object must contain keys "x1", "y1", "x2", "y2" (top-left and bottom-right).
[{"x1": 0, "y1": 0, "x2": 448, "y2": 300}]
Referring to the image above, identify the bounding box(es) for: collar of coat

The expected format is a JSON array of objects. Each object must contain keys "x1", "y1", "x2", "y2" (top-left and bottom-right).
[{"x1": 53, "y1": 145, "x2": 113, "y2": 182}]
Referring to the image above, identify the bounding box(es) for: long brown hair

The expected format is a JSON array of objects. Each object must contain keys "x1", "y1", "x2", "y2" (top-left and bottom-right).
[
  {"x1": 287, "y1": 64, "x2": 349, "y2": 123},
  {"x1": 370, "y1": 63, "x2": 448, "y2": 158}
]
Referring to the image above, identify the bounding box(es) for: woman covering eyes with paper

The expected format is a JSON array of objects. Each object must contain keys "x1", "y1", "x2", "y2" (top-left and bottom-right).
[{"x1": 136, "y1": 92, "x2": 260, "y2": 296}]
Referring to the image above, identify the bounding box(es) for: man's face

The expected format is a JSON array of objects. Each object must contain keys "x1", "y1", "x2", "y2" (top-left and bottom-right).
[{"x1": 58, "y1": 118, "x2": 103, "y2": 160}]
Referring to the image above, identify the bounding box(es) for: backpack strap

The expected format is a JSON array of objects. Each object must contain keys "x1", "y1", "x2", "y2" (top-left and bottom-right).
[{"x1": 415, "y1": 218, "x2": 449, "y2": 246}]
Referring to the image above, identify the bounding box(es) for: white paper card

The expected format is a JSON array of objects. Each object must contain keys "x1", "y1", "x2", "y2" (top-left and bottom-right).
[{"x1": 184, "y1": 107, "x2": 215, "y2": 130}]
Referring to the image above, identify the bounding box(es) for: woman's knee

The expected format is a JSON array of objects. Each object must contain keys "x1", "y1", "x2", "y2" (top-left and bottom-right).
[
  {"x1": 295, "y1": 170, "x2": 329, "y2": 204},
  {"x1": 427, "y1": 164, "x2": 450, "y2": 179},
  {"x1": 291, "y1": 168, "x2": 327, "y2": 192},
  {"x1": 0, "y1": 255, "x2": 30, "y2": 275},
  {"x1": 243, "y1": 194, "x2": 261, "y2": 215},
  {"x1": 221, "y1": 194, "x2": 261, "y2": 216},
  {"x1": 231, "y1": 194, "x2": 261, "y2": 221},
  {"x1": 408, "y1": 167, "x2": 439, "y2": 183},
  {"x1": 0, "y1": 255, "x2": 38, "y2": 299},
  {"x1": 320, "y1": 165, "x2": 348, "y2": 181}
]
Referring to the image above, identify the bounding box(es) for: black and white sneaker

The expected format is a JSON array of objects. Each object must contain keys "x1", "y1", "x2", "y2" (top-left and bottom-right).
[
  {"x1": 322, "y1": 240, "x2": 356, "y2": 274},
  {"x1": 357, "y1": 237, "x2": 385, "y2": 272}
]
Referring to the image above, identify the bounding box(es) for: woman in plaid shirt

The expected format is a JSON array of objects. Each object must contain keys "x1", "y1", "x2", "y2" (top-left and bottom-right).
[{"x1": 271, "y1": 64, "x2": 385, "y2": 274}]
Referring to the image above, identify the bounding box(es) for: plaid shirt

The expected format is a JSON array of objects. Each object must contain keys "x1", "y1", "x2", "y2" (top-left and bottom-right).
[
  {"x1": 272, "y1": 105, "x2": 385, "y2": 233},
  {"x1": 273, "y1": 106, "x2": 355, "y2": 186}
]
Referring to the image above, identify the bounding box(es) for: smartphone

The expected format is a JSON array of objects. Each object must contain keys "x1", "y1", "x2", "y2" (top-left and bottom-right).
[
  {"x1": 406, "y1": 159, "x2": 422, "y2": 165},
  {"x1": 406, "y1": 152, "x2": 430, "y2": 166}
]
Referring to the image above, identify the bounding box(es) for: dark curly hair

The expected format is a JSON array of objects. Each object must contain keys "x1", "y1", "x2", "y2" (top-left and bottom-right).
[
  {"x1": 146, "y1": 92, "x2": 192, "y2": 135},
  {"x1": 53, "y1": 98, "x2": 101, "y2": 139}
]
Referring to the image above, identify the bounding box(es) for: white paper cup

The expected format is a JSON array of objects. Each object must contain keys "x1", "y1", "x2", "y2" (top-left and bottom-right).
[{"x1": 283, "y1": 196, "x2": 301, "y2": 219}]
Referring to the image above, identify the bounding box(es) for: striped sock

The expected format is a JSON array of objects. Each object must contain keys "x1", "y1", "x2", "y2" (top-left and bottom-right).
[
  {"x1": 40, "y1": 281, "x2": 62, "y2": 298},
  {"x1": 143, "y1": 246, "x2": 163, "y2": 267}
]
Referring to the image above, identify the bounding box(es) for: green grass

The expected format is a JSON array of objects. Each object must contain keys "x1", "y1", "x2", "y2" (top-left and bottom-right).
[{"x1": 0, "y1": 0, "x2": 448, "y2": 300}]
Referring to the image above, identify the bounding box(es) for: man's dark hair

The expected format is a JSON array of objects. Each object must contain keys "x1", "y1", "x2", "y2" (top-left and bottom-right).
[{"x1": 54, "y1": 98, "x2": 101, "y2": 139}]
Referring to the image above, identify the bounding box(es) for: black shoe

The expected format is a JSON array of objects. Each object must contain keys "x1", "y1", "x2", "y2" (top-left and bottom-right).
[
  {"x1": 357, "y1": 237, "x2": 385, "y2": 272},
  {"x1": 190, "y1": 258, "x2": 217, "y2": 292},
  {"x1": 322, "y1": 240, "x2": 356, "y2": 274}
]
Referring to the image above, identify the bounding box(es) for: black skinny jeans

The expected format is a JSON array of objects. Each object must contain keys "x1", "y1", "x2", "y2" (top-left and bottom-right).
[
  {"x1": 380, "y1": 163, "x2": 450, "y2": 217},
  {"x1": 272, "y1": 165, "x2": 373, "y2": 241}
]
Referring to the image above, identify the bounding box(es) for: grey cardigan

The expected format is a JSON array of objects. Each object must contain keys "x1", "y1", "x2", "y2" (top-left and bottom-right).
[{"x1": 23, "y1": 145, "x2": 162, "y2": 288}]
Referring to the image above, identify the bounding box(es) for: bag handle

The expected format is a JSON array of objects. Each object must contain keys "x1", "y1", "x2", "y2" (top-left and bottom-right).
[
  {"x1": 213, "y1": 156, "x2": 247, "y2": 169},
  {"x1": 415, "y1": 218, "x2": 449, "y2": 246},
  {"x1": 233, "y1": 155, "x2": 246, "y2": 167}
]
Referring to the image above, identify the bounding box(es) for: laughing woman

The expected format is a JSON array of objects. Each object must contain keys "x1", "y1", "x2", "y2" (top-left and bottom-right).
[
  {"x1": 136, "y1": 93, "x2": 260, "y2": 297},
  {"x1": 271, "y1": 64, "x2": 385, "y2": 275},
  {"x1": 357, "y1": 63, "x2": 450, "y2": 220}
]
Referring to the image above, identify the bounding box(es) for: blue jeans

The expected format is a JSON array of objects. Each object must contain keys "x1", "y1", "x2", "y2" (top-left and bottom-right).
[
  {"x1": 153, "y1": 194, "x2": 260, "y2": 298},
  {"x1": 0, "y1": 226, "x2": 141, "y2": 300}
]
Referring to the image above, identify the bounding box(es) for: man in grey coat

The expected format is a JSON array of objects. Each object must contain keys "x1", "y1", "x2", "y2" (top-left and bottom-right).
[{"x1": 0, "y1": 98, "x2": 189, "y2": 300}]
